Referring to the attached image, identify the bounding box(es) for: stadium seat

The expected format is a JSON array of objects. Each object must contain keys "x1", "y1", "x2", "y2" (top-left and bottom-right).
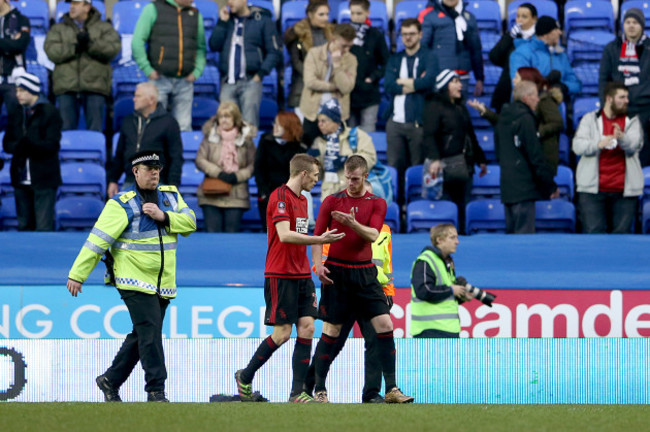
[
  {"x1": 404, "y1": 165, "x2": 423, "y2": 204},
  {"x1": 55, "y1": 196, "x2": 104, "y2": 231},
  {"x1": 56, "y1": 1, "x2": 106, "y2": 21},
  {"x1": 475, "y1": 130, "x2": 496, "y2": 163},
  {"x1": 564, "y1": 0, "x2": 615, "y2": 34},
  {"x1": 0, "y1": 163, "x2": 12, "y2": 197},
  {"x1": 573, "y1": 63, "x2": 600, "y2": 96},
  {"x1": 113, "y1": 97, "x2": 135, "y2": 132},
  {"x1": 248, "y1": 176, "x2": 258, "y2": 197},
  {"x1": 376, "y1": 99, "x2": 390, "y2": 131},
  {"x1": 467, "y1": 95, "x2": 493, "y2": 129},
  {"x1": 480, "y1": 33, "x2": 501, "y2": 59},
  {"x1": 259, "y1": 98, "x2": 278, "y2": 131},
  {"x1": 508, "y1": 0, "x2": 558, "y2": 28},
  {"x1": 535, "y1": 200, "x2": 576, "y2": 233},
  {"x1": 26, "y1": 62, "x2": 49, "y2": 98},
  {"x1": 554, "y1": 165, "x2": 575, "y2": 200},
  {"x1": 394, "y1": 0, "x2": 428, "y2": 33},
  {"x1": 573, "y1": 97, "x2": 600, "y2": 130},
  {"x1": 112, "y1": 63, "x2": 147, "y2": 100},
  {"x1": 468, "y1": 1, "x2": 502, "y2": 34},
  {"x1": 249, "y1": 0, "x2": 277, "y2": 19},
  {"x1": 183, "y1": 196, "x2": 204, "y2": 231},
  {"x1": 181, "y1": 131, "x2": 203, "y2": 162},
  {"x1": 406, "y1": 200, "x2": 458, "y2": 233},
  {"x1": 281, "y1": 1, "x2": 308, "y2": 34},
  {"x1": 643, "y1": 167, "x2": 650, "y2": 201},
  {"x1": 476, "y1": 64, "x2": 502, "y2": 95},
  {"x1": 386, "y1": 165, "x2": 398, "y2": 204},
  {"x1": 262, "y1": 69, "x2": 278, "y2": 100},
  {"x1": 60, "y1": 131, "x2": 106, "y2": 165},
  {"x1": 567, "y1": 30, "x2": 616, "y2": 65},
  {"x1": 59, "y1": 162, "x2": 107, "y2": 200},
  {"x1": 643, "y1": 201, "x2": 650, "y2": 234},
  {"x1": 0, "y1": 196, "x2": 18, "y2": 230},
  {"x1": 368, "y1": 131, "x2": 387, "y2": 164},
  {"x1": 384, "y1": 201, "x2": 401, "y2": 233},
  {"x1": 15, "y1": 0, "x2": 49, "y2": 35},
  {"x1": 465, "y1": 199, "x2": 506, "y2": 234},
  {"x1": 620, "y1": 1, "x2": 650, "y2": 30},
  {"x1": 112, "y1": 1, "x2": 149, "y2": 35},
  {"x1": 559, "y1": 133, "x2": 570, "y2": 166},
  {"x1": 192, "y1": 97, "x2": 219, "y2": 130},
  {"x1": 241, "y1": 198, "x2": 263, "y2": 232},
  {"x1": 112, "y1": 133, "x2": 121, "y2": 159},
  {"x1": 194, "y1": 65, "x2": 220, "y2": 99},
  {"x1": 471, "y1": 164, "x2": 500, "y2": 200},
  {"x1": 179, "y1": 162, "x2": 203, "y2": 198},
  {"x1": 194, "y1": 0, "x2": 219, "y2": 31},
  {"x1": 338, "y1": 1, "x2": 389, "y2": 34}
]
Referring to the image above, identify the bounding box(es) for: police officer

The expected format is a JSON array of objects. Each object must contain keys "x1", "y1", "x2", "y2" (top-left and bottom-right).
[
  {"x1": 409, "y1": 223, "x2": 475, "y2": 338},
  {"x1": 66, "y1": 150, "x2": 197, "y2": 402}
]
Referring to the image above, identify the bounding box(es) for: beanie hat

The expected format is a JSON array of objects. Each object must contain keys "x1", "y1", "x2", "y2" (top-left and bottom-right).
[
  {"x1": 15, "y1": 72, "x2": 41, "y2": 95},
  {"x1": 623, "y1": 8, "x2": 645, "y2": 27},
  {"x1": 535, "y1": 16, "x2": 560, "y2": 37},
  {"x1": 318, "y1": 98, "x2": 342, "y2": 124},
  {"x1": 435, "y1": 69, "x2": 459, "y2": 92}
]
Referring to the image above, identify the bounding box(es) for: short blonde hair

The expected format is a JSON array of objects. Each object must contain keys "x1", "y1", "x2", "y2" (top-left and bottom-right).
[{"x1": 430, "y1": 223, "x2": 457, "y2": 247}]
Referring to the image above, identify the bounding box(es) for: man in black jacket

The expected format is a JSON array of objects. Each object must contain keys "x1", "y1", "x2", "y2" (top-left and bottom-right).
[
  {"x1": 108, "y1": 82, "x2": 183, "y2": 198},
  {"x1": 0, "y1": 0, "x2": 30, "y2": 119},
  {"x1": 495, "y1": 81, "x2": 558, "y2": 234},
  {"x1": 2, "y1": 72, "x2": 62, "y2": 231}
]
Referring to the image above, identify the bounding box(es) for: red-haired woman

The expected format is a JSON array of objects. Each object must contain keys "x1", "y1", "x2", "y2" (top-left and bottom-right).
[{"x1": 254, "y1": 111, "x2": 308, "y2": 231}]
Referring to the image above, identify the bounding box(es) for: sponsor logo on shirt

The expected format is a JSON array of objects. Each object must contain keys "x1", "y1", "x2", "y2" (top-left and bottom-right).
[{"x1": 296, "y1": 217, "x2": 308, "y2": 234}]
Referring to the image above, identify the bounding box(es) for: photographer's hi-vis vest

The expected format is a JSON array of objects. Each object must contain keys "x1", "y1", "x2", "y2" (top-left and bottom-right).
[
  {"x1": 148, "y1": 1, "x2": 199, "y2": 77},
  {"x1": 68, "y1": 185, "x2": 197, "y2": 299},
  {"x1": 410, "y1": 249, "x2": 460, "y2": 336}
]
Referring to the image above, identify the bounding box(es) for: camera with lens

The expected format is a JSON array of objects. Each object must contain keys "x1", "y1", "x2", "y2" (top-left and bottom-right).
[{"x1": 456, "y1": 276, "x2": 496, "y2": 307}]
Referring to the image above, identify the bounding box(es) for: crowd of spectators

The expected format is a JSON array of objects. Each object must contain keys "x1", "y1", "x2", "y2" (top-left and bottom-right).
[{"x1": 1, "y1": 0, "x2": 649, "y2": 235}]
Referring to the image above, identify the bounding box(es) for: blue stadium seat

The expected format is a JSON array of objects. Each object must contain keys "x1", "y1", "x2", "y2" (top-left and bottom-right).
[
  {"x1": 248, "y1": 176, "x2": 258, "y2": 197},
  {"x1": 477, "y1": 64, "x2": 502, "y2": 95},
  {"x1": 179, "y1": 162, "x2": 202, "y2": 197},
  {"x1": 404, "y1": 165, "x2": 423, "y2": 203},
  {"x1": 406, "y1": 200, "x2": 458, "y2": 232},
  {"x1": 0, "y1": 162, "x2": 12, "y2": 197},
  {"x1": 535, "y1": 200, "x2": 576, "y2": 233},
  {"x1": 573, "y1": 63, "x2": 600, "y2": 96},
  {"x1": 60, "y1": 131, "x2": 106, "y2": 165},
  {"x1": 573, "y1": 97, "x2": 601, "y2": 130},
  {"x1": 15, "y1": 0, "x2": 49, "y2": 35},
  {"x1": 181, "y1": 131, "x2": 203, "y2": 162},
  {"x1": 368, "y1": 131, "x2": 387, "y2": 164},
  {"x1": 475, "y1": 130, "x2": 496, "y2": 163},
  {"x1": 508, "y1": 0, "x2": 558, "y2": 28},
  {"x1": 468, "y1": 1, "x2": 502, "y2": 34},
  {"x1": 385, "y1": 201, "x2": 401, "y2": 233},
  {"x1": 192, "y1": 97, "x2": 219, "y2": 130},
  {"x1": 112, "y1": 133, "x2": 120, "y2": 159},
  {"x1": 113, "y1": 97, "x2": 135, "y2": 132},
  {"x1": 55, "y1": 196, "x2": 105, "y2": 231},
  {"x1": 262, "y1": 69, "x2": 278, "y2": 100},
  {"x1": 250, "y1": 0, "x2": 277, "y2": 19},
  {"x1": 620, "y1": 1, "x2": 650, "y2": 30},
  {"x1": 241, "y1": 198, "x2": 263, "y2": 232},
  {"x1": 559, "y1": 133, "x2": 570, "y2": 166},
  {"x1": 338, "y1": 1, "x2": 389, "y2": 34},
  {"x1": 183, "y1": 196, "x2": 204, "y2": 231},
  {"x1": 386, "y1": 165, "x2": 398, "y2": 204},
  {"x1": 394, "y1": 0, "x2": 427, "y2": 33},
  {"x1": 56, "y1": 1, "x2": 106, "y2": 21},
  {"x1": 467, "y1": 95, "x2": 493, "y2": 129},
  {"x1": 195, "y1": 65, "x2": 220, "y2": 99},
  {"x1": 194, "y1": 0, "x2": 219, "y2": 31},
  {"x1": 112, "y1": 1, "x2": 149, "y2": 35},
  {"x1": 642, "y1": 167, "x2": 650, "y2": 201},
  {"x1": 643, "y1": 201, "x2": 650, "y2": 234},
  {"x1": 480, "y1": 33, "x2": 501, "y2": 60},
  {"x1": 554, "y1": 165, "x2": 575, "y2": 200},
  {"x1": 567, "y1": 30, "x2": 616, "y2": 65},
  {"x1": 465, "y1": 199, "x2": 506, "y2": 234},
  {"x1": 112, "y1": 63, "x2": 147, "y2": 100},
  {"x1": 59, "y1": 163, "x2": 107, "y2": 200},
  {"x1": 376, "y1": 98, "x2": 390, "y2": 131},
  {"x1": 259, "y1": 98, "x2": 278, "y2": 131},
  {"x1": 0, "y1": 196, "x2": 18, "y2": 230},
  {"x1": 564, "y1": 0, "x2": 615, "y2": 34},
  {"x1": 471, "y1": 164, "x2": 500, "y2": 200},
  {"x1": 26, "y1": 62, "x2": 49, "y2": 98},
  {"x1": 281, "y1": 1, "x2": 308, "y2": 34}
]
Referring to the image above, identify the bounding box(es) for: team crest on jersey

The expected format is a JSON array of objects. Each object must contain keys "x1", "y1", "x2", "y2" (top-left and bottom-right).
[
  {"x1": 278, "y1": 201, "x2": 286, "y2": 213},
  {"x1": 296, "y1": 217, "x2": 308, "y2": 234}
]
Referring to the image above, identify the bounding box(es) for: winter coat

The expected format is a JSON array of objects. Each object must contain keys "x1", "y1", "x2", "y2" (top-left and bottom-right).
[
  {"x1": 0, "y1": 6, "x2": 30, "y2": 77},
  {"x1": 419, "y1": 0, "x2": 484, "y2": 81},
  {"x1": 350, "y1": 26, "x2": 390, "y2": 109},
  {"x1": 495, "y1": 101, "x2": 557, "y2": 204},
  {"x1": 284, "y1": 19, "x2": 334, "y2": 107},
  {"x1": 44, "y1": 7, "x2": 121, "y2": 96},
  {"x1": 195, "y1": 119, "x2": 256, "y2": 209},
  {"x1": 109, "y1": 104, "x2": 183, "y2": 186},
  {"x1": 573, "y1": 110, "x2": 643, "y2": 197},
  {"x1": 209, "y1": 6, "x2": 281, "y2": 79},
  {"x1": 299, "y1": 44, "x2": 357, "y2": 122},
  {"x1": 509, "y1": 37, "x2": 582, "y2": 95},
  {"x1": 3, "y1": 97, "x2": 62, "y2": 188},
  {"x1": 254, "y1": 132, "x2": 307, "y2": 198}
]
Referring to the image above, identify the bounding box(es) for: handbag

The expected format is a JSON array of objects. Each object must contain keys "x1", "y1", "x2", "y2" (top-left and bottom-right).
[
  {"x1": 201, "y1": 177, "x2": 232, "y2": 195},
  {"x1": 441, "y1": 153, "x2": 470, "y2": 183}
]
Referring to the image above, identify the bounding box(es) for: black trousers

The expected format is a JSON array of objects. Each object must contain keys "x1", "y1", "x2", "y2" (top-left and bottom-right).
[
  {"x1": 104, "y1": 290, "x2": 170, "y2": 392},
  {"x1": 14, "y1": 185, "x2": 57, "y2": 231}
]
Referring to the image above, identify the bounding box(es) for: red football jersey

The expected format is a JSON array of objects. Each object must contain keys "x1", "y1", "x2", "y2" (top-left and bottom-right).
[
  {"x1": 265, "y1": 185, "x2": 311, "y2": 278},
  {"x1": 314, "y1": 190, "x2": 387, "y2": 264}
]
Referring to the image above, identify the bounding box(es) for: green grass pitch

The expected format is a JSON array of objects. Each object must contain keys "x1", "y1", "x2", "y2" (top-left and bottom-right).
[{"x1": 1, "y1": 403, "x2": 649, "y2": 432}]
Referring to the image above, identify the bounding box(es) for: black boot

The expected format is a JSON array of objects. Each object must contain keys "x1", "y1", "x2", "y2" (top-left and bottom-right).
[
  {"x1": 147, "y1": 391, "x2": 169, "y2": 402},
  {"x1": 96, "y1": 375, "x2": 122, "y2": 402}
]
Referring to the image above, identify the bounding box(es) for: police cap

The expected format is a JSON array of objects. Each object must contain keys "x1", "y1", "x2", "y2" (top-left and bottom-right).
[{"x1": 130, "y1": 150, "x2": 164, "y2": 168}]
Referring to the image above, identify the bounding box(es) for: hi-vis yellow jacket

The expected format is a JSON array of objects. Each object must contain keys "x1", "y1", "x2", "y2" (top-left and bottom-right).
[{"x1": 68, "y1": 185, "x2": 196, "y2": 299}]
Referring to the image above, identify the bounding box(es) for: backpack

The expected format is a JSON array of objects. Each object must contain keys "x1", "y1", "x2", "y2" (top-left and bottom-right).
[{"x1": 348, "y1": 127, "x2": 394, "y2": 205}]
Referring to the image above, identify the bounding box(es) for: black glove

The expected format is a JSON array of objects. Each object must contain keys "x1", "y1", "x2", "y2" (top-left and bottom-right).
[
  {"x1": 218, "y1": 171, "x2": 238, "y2": 185},
  {"x1": 76, "y1": 30, "x2": 90, "y2": 53},
  {"x1": 545, "y1": 70, "x2": 562, "y2": 86}
]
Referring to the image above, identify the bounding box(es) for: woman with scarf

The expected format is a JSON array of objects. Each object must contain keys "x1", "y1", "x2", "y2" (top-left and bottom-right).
[{"x1": 195, "y1": 101, "x2": 256, "y2": 232}]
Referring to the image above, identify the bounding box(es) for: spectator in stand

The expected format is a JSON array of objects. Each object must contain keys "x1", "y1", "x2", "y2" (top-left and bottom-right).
[
  {"x1": 44, "y1": 0, "x2": 120, "y2": 131},
  {"x1": 284, "y1": 0, "x2": 333, "y2": 118},
  {"x1": 424, "y1": 70, "x2": 487, "y2": 234},
  {"x1": 211, "y1": 0, "x2": 280, "y2": 132},
  {"x1": 310, "y1": 98, "x2": 376, "y2": 200},
  {"x1": 573, "y1": 82, "x2": 643, "y2": 234},
  {"x1": 419, "y1": 0, "x2": 484, "y2": 100},
  {"x1": 108, "y1": 83, "x2": 183, "y2": 198},
  {"x1": 599, "y1": 8, "x2": 650, "y2": 167},
  {"x1": 300, "y1": 24, "x2": 357, "y2": 146},
  {"x1": 384, "y1": 18, "x2": 436, "y2": 205},
  {"x1": 495, "y1": 81, "x2": 559, "y2": 234},
  {"x1": 347, "y1": 0, "x2": 389, "y2": 132},
  {"x1": 469, "y1": 66, "x2": 563, "y2": 175},
  {"x1": 0, "y1": 0, "x2": 30, "y2": 119},
  {"x1": 489, "y1": 3, "x2": 537, "y2": 114},
  {"x1": 2, "y1": 73, "x2": 62, "y2": 231},
  {"x1": 510, "y1": 16, "x2": 581, "y2": 98},
  {"x1": 195, "y1": 101, "x2": 256, "y2": 233},
  {"x1": 254, "y1": 112, "x2": 308, "y2": 231},
  {"x1": 132, "y1": 0, "x2": 206, "y2": 132}
]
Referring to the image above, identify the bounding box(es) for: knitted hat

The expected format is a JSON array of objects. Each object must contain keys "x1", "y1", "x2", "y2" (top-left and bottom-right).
[
  {"x1": 130, "y1": 150, "x2": 163, "y2": 168},
  {"x1": 15, "y1": 72, "x2": 41, "y2": 95},
  {"x1": 535, "y1": 16, "x2": 560, "y2": 36},
  {"x1": 435, "y1": 69, "x2": 459, "y2": 92},
  {"x1": 623, "y1": 8, "x2": 645, "y2": 27},
  {"x1": 318, "y1": 98, "x2": 342, "y2": 124},
  {"x1": 68, "y1": 0, "x2": 92, "y2": 4}
]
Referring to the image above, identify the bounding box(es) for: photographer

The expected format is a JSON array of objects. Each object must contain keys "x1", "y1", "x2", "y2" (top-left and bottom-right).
[{"x1": 409, "y1": 223, "x2": 479, "y2": 338}]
